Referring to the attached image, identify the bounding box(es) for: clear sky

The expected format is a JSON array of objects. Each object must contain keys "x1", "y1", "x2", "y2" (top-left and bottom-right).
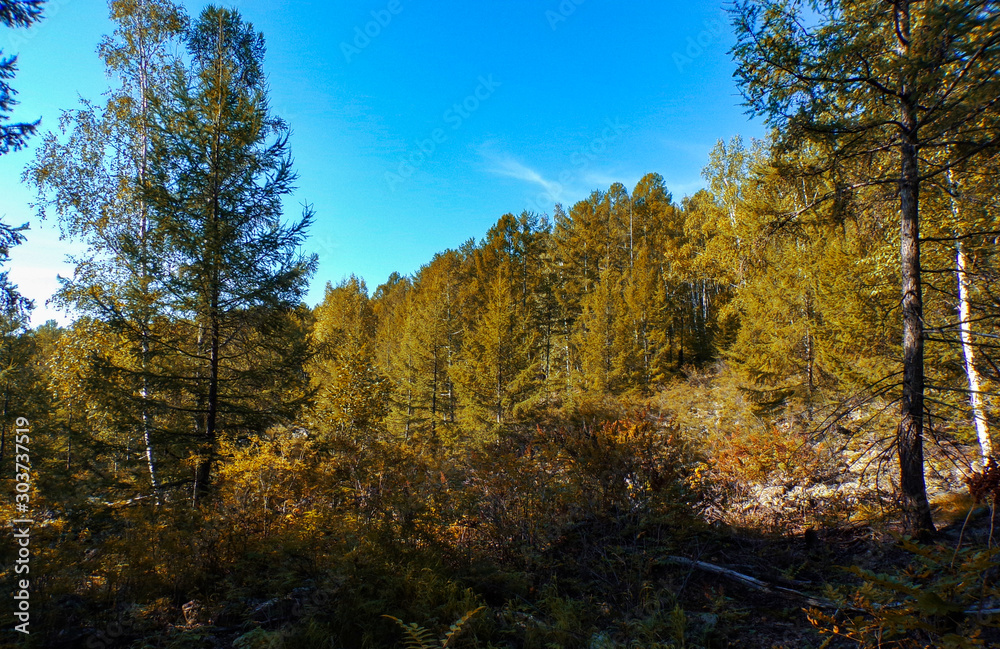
[{"x1": 0, "y1": 0, "x2": 764, "y2": 326}]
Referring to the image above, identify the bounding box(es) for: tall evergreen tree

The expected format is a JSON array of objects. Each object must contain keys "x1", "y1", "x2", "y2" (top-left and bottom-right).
[
  {"x1": 146, "y1": 6, "x2": 316, "y2": 501},
  {"x1": 309, "y1": 277, "x2": 388, "y2": 442},
  {"x1": 731, "y1": 0, "x2": 1000, "y2": 533},
  {"x1": 401, "y1": 252, "x2": 465, "y2": 442},
  {"x1": 0, "y1": 0, "x2": 44, "y2": 316}
]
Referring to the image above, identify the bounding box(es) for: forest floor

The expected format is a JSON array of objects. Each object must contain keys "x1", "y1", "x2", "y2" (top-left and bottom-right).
[{"x1": 30, "y1": 498, "x2": 997, "y2": 649}]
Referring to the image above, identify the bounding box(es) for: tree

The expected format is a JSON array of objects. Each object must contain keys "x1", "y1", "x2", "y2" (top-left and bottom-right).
[
  {"x1": 309, "y1": 277, "x2": 389, "y2": 441},
  {"x1": 145, "y1": 5, "x2": 316, "y2": 501},
  {"x1": 731, "y1": 0, "x2": 1000, "y2": 534},
  {"x1": 921, "y1": 160, "x2": 1000, "y2": 464},
  {"x1": 454, "y1": 216, "x2": 545, "y2": 434},
  {"x1": 698, "y1": 136, "x2": 901, "y2": 427},
  {"x1": 27, "y1": 0, "x2": 188, "y2": 501},
  {"x1": 399, "y1": 252, "x2": 465, "y2": 442},
  {"x1": 0, "y1": 221, "x2": 30, "y2": 316},
  {"x1": 454, "y1": 265, "x2": 540, "y2": 433},
  {"x1": 0, "y1": 0, "x2": 43, "y2": 155},
  {"x1": 371, "y1": 272, "x2": 418, "y2": 437},
  {"x1": 0, "y1": 0, "x2": 43, "y2": 314}
]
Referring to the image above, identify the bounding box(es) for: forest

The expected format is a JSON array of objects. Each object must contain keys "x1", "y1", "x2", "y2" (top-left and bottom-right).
[{"x1": 1, "y1": 0, "x2": 1000, "y2": 647}]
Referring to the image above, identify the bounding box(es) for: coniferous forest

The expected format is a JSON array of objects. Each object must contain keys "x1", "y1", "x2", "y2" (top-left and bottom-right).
[{"x1": 2, "y1": 0, "x2": 1000, "y2": 647}]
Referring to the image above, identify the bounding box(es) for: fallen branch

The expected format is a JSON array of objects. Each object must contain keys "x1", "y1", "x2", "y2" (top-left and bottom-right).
[
  {"x1": 661, "y1": 555, "x2": 845, "y2": 610},
  {"x1": 661, "y1": 556, "x2": 1000, "y2": 617}
]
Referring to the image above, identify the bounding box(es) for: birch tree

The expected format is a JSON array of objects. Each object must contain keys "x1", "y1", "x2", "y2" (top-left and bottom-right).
[{"x1": 27, "y1": 0, "x2": 188, "y2": 502}]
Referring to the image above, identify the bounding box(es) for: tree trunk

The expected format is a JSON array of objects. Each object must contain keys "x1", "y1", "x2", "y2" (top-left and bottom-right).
[
  {"x1": 949, "y1": 171, "x2": 992, "y2": 464},
  {"x1": 141, "y1": 336, "x2": 162, "y2": 504},
  {"x1": 136, "y1": 18, "x2": 162, "y2": 506},
  {"x1": 195, "y1": 35, "x2": 226, "y2": 506},
  {"x1": 431, "y1": 345, "x2": 438, "y2": 437},
  {"x1": 898, "y1": 97, "x2": 934, "y2": 534},
  {"x1": 956, "y1": 241, "x2": 992, "y2": 463},
  {"x1": 894, "y1": 0, "x2": 934, "y2": 535},
  {"x1": 195, "y1": 306, "x2": 220, "y2": 505}
]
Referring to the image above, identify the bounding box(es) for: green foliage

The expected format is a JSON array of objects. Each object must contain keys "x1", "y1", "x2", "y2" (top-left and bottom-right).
[
  {"x1": 0, "y1": 0, "x2": 44, "y2": 155},
  {"x1": 384, "y1": 606, "x2": 486, "y2": 649},
  {"x1": 809, "y1": 539, "x2": 1000, "y2": 648}
]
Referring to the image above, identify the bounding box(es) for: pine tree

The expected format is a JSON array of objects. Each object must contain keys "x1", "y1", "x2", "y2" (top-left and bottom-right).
[{"x1": 145, "y1": 6, "x2": 316, "y2": 501}]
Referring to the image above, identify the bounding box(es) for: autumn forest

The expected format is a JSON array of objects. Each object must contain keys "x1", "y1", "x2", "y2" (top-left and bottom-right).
[{"x1": 1, "y1": 0, "x2": 1000, "y2": 647}]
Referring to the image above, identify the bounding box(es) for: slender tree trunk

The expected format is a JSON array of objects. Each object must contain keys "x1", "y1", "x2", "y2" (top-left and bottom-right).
[
  {"x1": 948, "y1": 171, "x2": 992, "y2": 464},
  {"x1": 136, "y1": 16, "x2": 162, "y2": 505},
  {"x1": 956, "y1": 242, "x2": 992, "y2": 462},
  {"x1": 431, "y1": 346, "x2": 438, "y2": 437},
  {"x1": 141, "y1": 336, "x2": 162, "y2": 503},
  {"x1": 496, "y1": 317, "x2": 503, "y2": 426},
  {"x1": 897, "y1": 47, "x2": 934, "y2": 533}
]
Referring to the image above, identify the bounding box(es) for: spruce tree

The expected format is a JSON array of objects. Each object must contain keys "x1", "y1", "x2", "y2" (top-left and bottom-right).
[
  {"x1": 0, "y1": 0, "x2": 44, "y2": 315},
  {"x1": 0, "y1": 0, "x2": 43, "y2": 155}
]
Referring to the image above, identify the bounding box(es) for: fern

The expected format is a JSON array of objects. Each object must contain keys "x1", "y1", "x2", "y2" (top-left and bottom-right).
[{"x1": 383, "y1": 607, "x2": 486, "y2": 649}]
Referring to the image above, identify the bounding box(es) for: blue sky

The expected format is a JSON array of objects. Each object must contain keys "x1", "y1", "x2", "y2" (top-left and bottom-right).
[{"x1": 0, "y1": 0, "x2": 763, "y2": 326}]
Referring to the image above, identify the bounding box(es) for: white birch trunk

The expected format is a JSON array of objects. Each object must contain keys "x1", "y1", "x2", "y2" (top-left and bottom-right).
[
  {"x1": 956, "y1": 242, "x2": 992, "y2": 463},
  {"x1": 949, "y1": 169, "x2": 992, "y2": 464}
]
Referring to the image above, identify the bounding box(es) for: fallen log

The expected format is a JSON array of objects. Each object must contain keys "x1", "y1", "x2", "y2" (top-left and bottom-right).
[
  {"x1": 661, "y1": 556, "x2": 1000, "y2": 617},
  {"x1": 661, "y1": 555, "x2": 844, "y2": 610}
]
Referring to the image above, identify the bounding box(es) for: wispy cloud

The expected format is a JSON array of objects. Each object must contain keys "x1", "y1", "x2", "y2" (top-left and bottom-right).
[
  {"x1": 478, "y1": 143, "x2": 567, "y2": 203},
  {"x1": 477, "y1": 134, "x2": 705, "y2": 214}
]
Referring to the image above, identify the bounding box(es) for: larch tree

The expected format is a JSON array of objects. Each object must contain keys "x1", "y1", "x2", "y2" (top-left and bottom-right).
[
  {"x1": 371, "y1": 272, "x2": 418, "y2": 438},
  {"x1": 731, "y1": 0, "x2": 1000, "y2": 534},
  {"x1": 401, "y1": 252, "x2": 466, "y2": 443},
  {"x1": 455, "y1": 266, "x2": 540, "y2": 433},
  {"x1": 309, "y1": 277, "x2": 389, "y2": 443},
  {"x1": 145, "y1": 5, "x2": 316, "y2": 502}
]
